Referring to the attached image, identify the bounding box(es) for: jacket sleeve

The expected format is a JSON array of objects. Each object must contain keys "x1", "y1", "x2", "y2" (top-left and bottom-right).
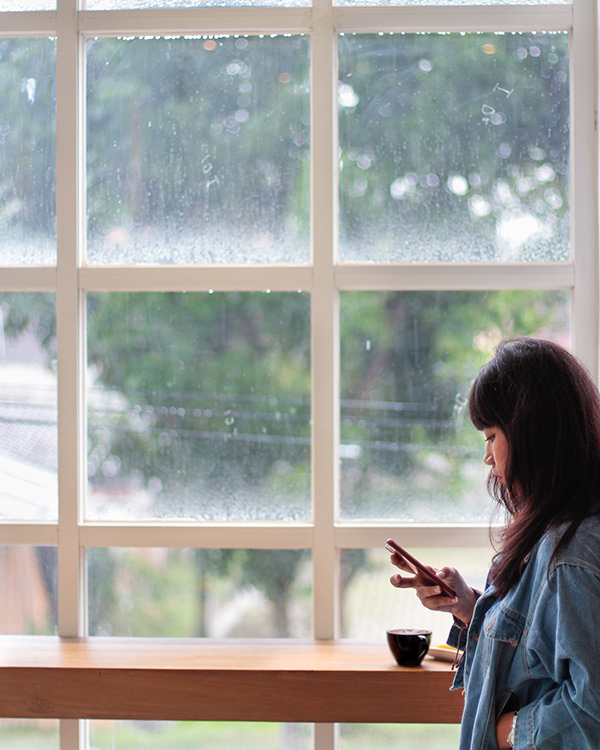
[
  {"x1": 446, "y1": 588, "x2": 483, "y2": 651},
  {"x1": 447, "y1": 618, "x2": 469, "y2": 651},
  {"x1": 515, "y1": 563, "x2": 600, "y2": 749}
]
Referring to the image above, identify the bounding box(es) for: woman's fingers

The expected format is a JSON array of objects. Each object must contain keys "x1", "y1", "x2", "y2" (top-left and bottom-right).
[
  {"x1": 390, "y1": 572, "x2": 453, "y2": 598},
  {"x1": 389, "y1": 553, "x2": 440, "y2": 580},
  {"x1": 390, "y1": 562, "x2": 460, "y2": 613},
  {"x1": 389, "y1": 572, "x2": 416, "y2": 589},
  {"x1": 390, "y1": 574, "x2": 458, "y2": 612},
  {"x1": 416, "y1": 584, "x2": 450, "y2": 601},
  {"x1": 389, "y1": 552, "x2": 415, "y2": 574}
]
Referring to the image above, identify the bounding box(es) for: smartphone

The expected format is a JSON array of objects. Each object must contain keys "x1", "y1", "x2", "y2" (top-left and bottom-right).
[{"x1": 384, "y1": 538, "x2": 456, "y2": 598}]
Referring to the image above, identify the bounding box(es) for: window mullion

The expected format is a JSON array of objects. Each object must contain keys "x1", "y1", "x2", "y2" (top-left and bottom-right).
[
  {"x1": 315, "y1": 722, "x2": 339, "y2": 750},
  {"x1": 0, "y1": 10, "x2": 56, "y2": 35},
  {"x1": 311, "y1": 0, "x2": 339, "y2": 642},
  {"x1": 78, "y1": 7, "x2": 311, "y2": 35},
  {"x1": 334, "y1": 262, "x2": 575, "y2": 291},
  {"x1": 334, "y1": 4, "x2": 572, "y2": 34},
  {"x1": 60, "y1": 720, "x2": 86, "y2": 750},
  {"x1": 334, "y1": 524, "x2": 493, "y2": 550},
  {"x1": 570, "y1": 0, "x2": 599, "y2": 379},
  {"x1": 56, "y1": 0, "x2": 84, "y2": 642}
]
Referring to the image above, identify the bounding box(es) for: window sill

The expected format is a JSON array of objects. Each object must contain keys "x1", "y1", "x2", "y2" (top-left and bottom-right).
[{"x1": 0, "y1": 636, "x2": 463, "y2": 723}]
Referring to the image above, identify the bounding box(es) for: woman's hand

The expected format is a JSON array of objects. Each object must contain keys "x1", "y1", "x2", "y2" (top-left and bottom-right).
[{"x1": 389, "y1": 556, "x2": 478, "y2": 625}]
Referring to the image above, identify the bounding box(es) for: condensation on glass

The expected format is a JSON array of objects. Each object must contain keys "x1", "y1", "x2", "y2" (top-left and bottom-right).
[
  {"x1": 338, "y1": 290, "x2": 570, "y2": 522},
  {"x1": 338, "y1": 32, "x2": 570, "y2": 263},
  {"x1": 87, "y1": 547, "x2": 312, "y2": 638},
  {"x1": 0, "y1": 40, "x2": 56, "y2": 263},
  {"x1": 86, "y1": 36, "x2": 310, "y2": 264},
  {"x1": 0, "y1": 546, "x2": 57, "y2": 634},
  {"x1": 86, "y1": 292, "x2": 311, "y2": 521},
  {"x1": 0, "y1": 294, "x2": 58, "y2": 520}
]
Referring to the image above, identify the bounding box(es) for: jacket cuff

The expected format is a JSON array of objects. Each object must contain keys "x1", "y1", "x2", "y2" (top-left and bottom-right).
[
  {"x1": 447, "y1": 620, "x2": 469, "y2": 651},
  {"x1": 512, "y1": 702, "x2": 534, "y2": 748},
  {"x1": 446, "y1": 588, "x2": 481, "y2": 650}
]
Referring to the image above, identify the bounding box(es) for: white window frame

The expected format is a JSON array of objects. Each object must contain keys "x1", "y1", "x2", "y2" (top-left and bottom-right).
[{"x1": 0, "y1": 0, "x2": 597, "y2": 746}]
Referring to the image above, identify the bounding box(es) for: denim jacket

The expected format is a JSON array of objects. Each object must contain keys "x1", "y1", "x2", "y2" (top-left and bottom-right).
[{"x1": 448, "y1": 515, "x2": 600, "y2": 749}]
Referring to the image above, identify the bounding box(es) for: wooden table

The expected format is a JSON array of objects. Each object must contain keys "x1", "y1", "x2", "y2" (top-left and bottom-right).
[{"x1": 0, "y1": 637, "x2": 464, "y2": 723}]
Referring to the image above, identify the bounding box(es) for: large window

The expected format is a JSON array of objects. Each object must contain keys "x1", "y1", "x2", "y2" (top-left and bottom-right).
[{"x1": 0, "y1": 0, "x2": 596, "y2": 744}]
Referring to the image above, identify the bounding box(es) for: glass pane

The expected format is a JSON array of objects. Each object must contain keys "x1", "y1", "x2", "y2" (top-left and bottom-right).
[
  {"x1": 339, "y1": 33, "x2": 569, "y2": 262},
  {"x1": 86, "y1": 37, "x2": 310, "y2": 264},
  {"x1": 341, "y1": 547, "x2": 491, "y2": 643},
  {"x1": 339, "y1": 290, "x2": 570, "y2": 521},
  {"x1": 90, "y1": 721, "x2": 311, "y2": 750},
  {"x1": 88, "y1": 548, "x2": 312, "y2": 637},
  {"x1": 86, "y1": 292, "x2": 311, "y2": 521},
  {"x1": 0, "y1": 720, "x2": 59, "y2": 748},
  {"x1": 0, "y1": 546, "x2": 57, "y2": 634},
  {"x1": 0, "y1": 40, "x2": 56, "y2": 264},
  {"x1": 0, "y1": 293, "x2": 57, "y2": 520},
  {"x1": 340, "y1": 724, "x2": 461, "y2": 750}
]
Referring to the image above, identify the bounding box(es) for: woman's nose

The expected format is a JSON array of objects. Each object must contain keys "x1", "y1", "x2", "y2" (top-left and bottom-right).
[{"x1": 484, "y1": 447, "x2": 493, "y2": 465}]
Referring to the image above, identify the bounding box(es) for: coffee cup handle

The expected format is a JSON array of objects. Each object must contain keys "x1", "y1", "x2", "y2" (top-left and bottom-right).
[{"x1": 418, "y1": 637, "x2": 429, "y2": 661}]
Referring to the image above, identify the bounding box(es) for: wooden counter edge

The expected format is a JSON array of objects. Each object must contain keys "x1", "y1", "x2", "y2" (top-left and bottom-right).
[{"x1": 0, "y1": 637, "x2": 464, "y2": 723}]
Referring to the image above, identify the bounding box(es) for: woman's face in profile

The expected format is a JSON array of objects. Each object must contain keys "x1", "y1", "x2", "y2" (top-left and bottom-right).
[{"x1": 483, "y1": 427, "x2": 509, "y2": 484}]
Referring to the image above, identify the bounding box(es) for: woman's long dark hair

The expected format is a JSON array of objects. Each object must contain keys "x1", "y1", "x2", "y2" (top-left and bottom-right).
[{"x1": 469, "y1": 337, "x2": 600, "y2": 598}]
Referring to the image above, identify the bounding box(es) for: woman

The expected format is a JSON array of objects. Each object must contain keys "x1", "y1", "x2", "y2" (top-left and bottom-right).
[{"x1": 390, "y1": 337, "x2": 600, "y2": 749}]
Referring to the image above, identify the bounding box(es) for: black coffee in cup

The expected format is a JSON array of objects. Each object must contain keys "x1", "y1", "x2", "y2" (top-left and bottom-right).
[{"x1": 387, "y1": 628, "x2": 432, "y2": 667}]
